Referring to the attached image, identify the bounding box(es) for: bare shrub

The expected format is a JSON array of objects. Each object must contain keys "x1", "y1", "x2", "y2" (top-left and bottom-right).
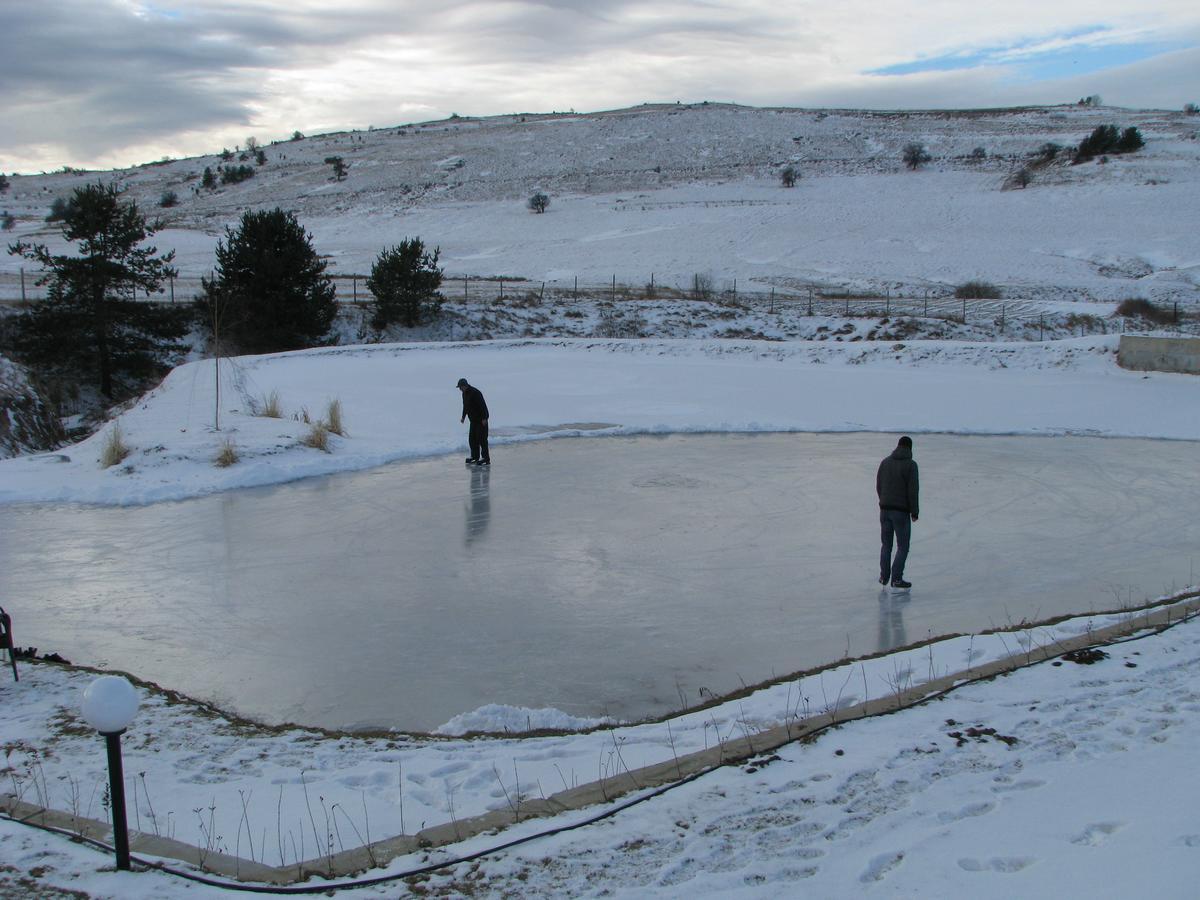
[
  {"x1": 215, "y1": 438, "x2": 238, "y2": 467},
  {"x1": 1002, "y1": 167, "x2": 1032, "y2": 190},
  {"x1": 780, "y1": 166, "x2": 797, "y2": 187},
  {"x1": 1115, "y1": 298, "x2": 1174, "y2": 325},
  {"x1": 100, "y1": 424, "x2": 130, "y2": 468},
  {"x1": 692, "y1": 272, "x2": 713, "y2": 299},
  {"x1": 527, "y1": 192, "x2": 549, "y2": 214},
  {"x1": 302, "y1": 422, "x2": 330, "y2": 451},
  {"x1": 325, "y1": 398, "x2": 345, "y2": 436},
  {"x1": 955, "y1": 281, "x2": 1002, "y2": 300},
  {"x1": 902, "y1": 142, "x2": 931, "y2": 170}
]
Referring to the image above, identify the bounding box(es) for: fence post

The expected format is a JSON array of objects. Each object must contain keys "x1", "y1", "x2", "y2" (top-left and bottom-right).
[
  {"x1": 352, "y1": 275, "x2": 357, "y2": 303},
  {"x1": 612, "y1": 274, "x2": 616, "y2": 300},
  {"x1": 733, "y1": 278, "x2": 737, "y2": 298},
  {"x1": 924, "y1": 292, "x2": 928, "y2": 317},
  {"x1": 769, "y1": 288, "x2": 775, "y2": 314},
  {"x1": 886, "y1": 292, "x2": 890, "y2": 316},
  {"x1": 500, "y1": 279, "x2": 503, "y2": 299},
  {"x1": 20, "y1": 268, "x2": 26, "y2": 303},
  {"x1": 169, "y1": 275, "x2": 174, "y2": 303},
  {"x1": 1039, "y1": 314, "x2": 1044, "y2": 341},
  {"x1": 808, "y1": 287, "x2": 813, "y2": 316},
  {"x1": 540, "y1": 282, "x2": 545, "y2": 303},
  {"x1": 1000, "y1": 303, "x2": 1005, "y2": 330},
  {"x1": 465, "y1": 276, "x2": 468, "y2": 301},
  {"x1": 961, "y1": 297, "x2": 966, "y2": 323},
  {"x1": 574, "y1": 276, "x2": 578, "y2": 298},
  {"x1": 845, "y1": 294, "x2": 849, "y2": 316}
]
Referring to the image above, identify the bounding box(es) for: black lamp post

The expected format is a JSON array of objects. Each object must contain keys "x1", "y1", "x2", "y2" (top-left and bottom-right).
[{"x1": 81, "y1": 676, "x2": 140, "y2": 871}]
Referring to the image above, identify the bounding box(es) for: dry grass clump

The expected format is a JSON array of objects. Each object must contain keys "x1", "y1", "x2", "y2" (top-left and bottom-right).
[
  {"x1": 214, "y1": 438, "x2": 239, "y2": 467},
  {"x1": 302, "y1": 422, "x2": 330, "y2": 451},
  {"x1": 258, "y1": 390, "x2": 282, "y2": 418},
  {"x1": 325, "y1": 398, "x2": 345, "y2": 436},
  {"x1": 99, "y1": 424, "x2": 130, "y2": 468}
]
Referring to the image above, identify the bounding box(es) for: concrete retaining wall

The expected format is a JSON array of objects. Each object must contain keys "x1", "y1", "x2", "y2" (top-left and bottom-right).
[{"x1": 1118, "y1": 335, "x2": 1200, "y2": 375}]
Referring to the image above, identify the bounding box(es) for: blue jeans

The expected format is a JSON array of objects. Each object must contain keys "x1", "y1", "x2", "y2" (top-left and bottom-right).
[{"x1": 880, "y1": 509, "x2": 911, "y2": 583}]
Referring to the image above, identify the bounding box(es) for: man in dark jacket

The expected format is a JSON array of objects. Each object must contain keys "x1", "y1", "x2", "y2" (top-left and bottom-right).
[
  {"x1": 876, "y1": 435, "x2": 919, "y2": 589},
  {"x1": 457, "y1": 378, "x2": 490, "y2": 465}
]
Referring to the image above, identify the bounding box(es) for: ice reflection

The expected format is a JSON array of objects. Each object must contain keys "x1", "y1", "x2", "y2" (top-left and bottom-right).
[
  {"x1": 464, "y1": 466, "x2": 491, "y2": 545},
  {"x1": 876, "y1": 590, "x2": 909, "y2": 652}
]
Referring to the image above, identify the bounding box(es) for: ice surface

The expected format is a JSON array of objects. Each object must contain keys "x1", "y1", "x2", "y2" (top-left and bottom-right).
[{"x1": 1, "y1": 432, "x2": 1196, "y2": 732}]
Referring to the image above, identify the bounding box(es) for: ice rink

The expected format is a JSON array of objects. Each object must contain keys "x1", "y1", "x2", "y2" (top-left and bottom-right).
[{"x1": 2, "y1": 433, "x2": 1196, "y2": 732}]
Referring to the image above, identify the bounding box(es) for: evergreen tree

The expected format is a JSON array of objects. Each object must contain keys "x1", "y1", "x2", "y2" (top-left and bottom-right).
[
  {"x1": 1116, "y1": 127, "x2": 1144, "y2": 153},
  {"x1": 324, "y1": 156, "x2": 348, "y2": 180},
  {"x1": 366, "y1": 239, "x2": 444, "y2": 329},
  {"x1": 201, "y1": 166, "x2": 216, "y2": 190},
  {"x1": 198, "y1": 208, "x2": 337, "y2": 353},
  {"x1": 7, "y1": 182, "x2": 186, "y2": 399}
]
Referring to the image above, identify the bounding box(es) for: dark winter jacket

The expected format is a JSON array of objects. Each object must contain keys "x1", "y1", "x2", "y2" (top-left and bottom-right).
[
  {"x1": 461, "y1": 385, "x2": 489, "y2": 423},
  {"x1": 876, "y1": 445, "x2": 919, "y2": 517}
]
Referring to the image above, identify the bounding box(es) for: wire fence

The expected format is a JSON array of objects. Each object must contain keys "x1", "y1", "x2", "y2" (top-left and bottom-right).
[{"x1": 3, "y1": 269, "x2": 1197, "y2": 337}]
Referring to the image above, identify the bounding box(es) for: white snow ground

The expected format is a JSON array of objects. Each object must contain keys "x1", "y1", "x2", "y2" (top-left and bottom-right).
[
  {"x1": 1, "y1": 335, "x2": 1198, "y2": 506},
  {"x1": 2, "y1": 102, "x2": 1200, "y2": 895},
  {"x1": 3, "y1": 602, "x2": 1199, "y2": 897}
]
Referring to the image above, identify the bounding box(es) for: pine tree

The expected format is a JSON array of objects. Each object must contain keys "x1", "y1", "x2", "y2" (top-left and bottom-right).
[
  {"x1": 198, "y1": 208, "x2": 337, "y2": 354},
  {"x1": 7, "y1": 182, "x2": 186, "y2": 399},
  {"x1": 366, "y1": 239, "x2": 444, "y2": 329}
]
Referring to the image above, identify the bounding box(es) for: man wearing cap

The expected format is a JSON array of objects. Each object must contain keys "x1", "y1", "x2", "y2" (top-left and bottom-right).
[
  {"x1": 457, "y1": 378, "x2": 490, "y2": 466},
  {"x1": 876, "y1": 435, "x2": 919, "y2": 590}
]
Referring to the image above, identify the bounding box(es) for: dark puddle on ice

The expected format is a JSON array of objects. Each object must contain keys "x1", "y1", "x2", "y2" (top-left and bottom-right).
[{"x1": 1, "y1": 432, "x2": 1196, "y2": 732}]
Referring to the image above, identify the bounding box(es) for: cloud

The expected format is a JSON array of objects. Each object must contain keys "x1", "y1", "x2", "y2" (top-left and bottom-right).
[{"x1": 2, "y1": 0, "x2": 1198, "y2": 172}]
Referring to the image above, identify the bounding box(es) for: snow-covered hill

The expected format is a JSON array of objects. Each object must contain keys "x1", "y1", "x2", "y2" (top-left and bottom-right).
[{"x1": 3, "y1": 102, "x2": 1197, "y2": 308}]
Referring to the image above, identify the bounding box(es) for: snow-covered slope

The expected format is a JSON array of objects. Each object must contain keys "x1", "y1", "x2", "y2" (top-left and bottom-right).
[{"x1": 3, "y1": 103, "x2": 1197, "y2": 306}]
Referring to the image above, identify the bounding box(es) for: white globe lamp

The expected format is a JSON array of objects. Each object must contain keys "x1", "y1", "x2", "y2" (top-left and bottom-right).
[{"x1": 80, "y1": 675, "x2": 139, "y2": 870}]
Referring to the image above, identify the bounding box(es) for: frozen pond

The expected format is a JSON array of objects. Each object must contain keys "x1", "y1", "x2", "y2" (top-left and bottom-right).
[{"x1": 2, "y1": 433, "x2": 1197, "y2": 733}]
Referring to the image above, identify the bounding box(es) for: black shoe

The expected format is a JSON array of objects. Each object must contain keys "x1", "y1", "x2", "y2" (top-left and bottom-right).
[
  {"x1": 879, "y1": 575, "x2": 888, "y2": 586},
  {"x1": 477, "y1": 459, "x2": 490, "y2": 466},
  {"x1": 466, "y1": 457, "x2": 478, "y2": 464},
  {"x1": 890, "y1": 579, "x2": 912, "y2": 590}
]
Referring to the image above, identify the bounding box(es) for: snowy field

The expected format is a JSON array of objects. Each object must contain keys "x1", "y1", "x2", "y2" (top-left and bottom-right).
[
  {"x1": 2, "y1": 102, "x2": 1200, "y2": 895},
  {"x1": 1, "y1": 335, "x2": 1199, "y2": 506},
  {"x1": 3, "y1": 600, "x2": 1200, "y2": 897},
  {"x1": 3, "y1": 103, "x2": 1198, "y2": 306},
  {"x1": 1, "y1": 334, "x2": 1199, "y2": 898}
]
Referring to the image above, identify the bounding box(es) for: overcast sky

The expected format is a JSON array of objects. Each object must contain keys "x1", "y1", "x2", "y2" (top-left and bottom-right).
[{"x1": 4, "y1": 0, "x2": 1199, "y2": 174}]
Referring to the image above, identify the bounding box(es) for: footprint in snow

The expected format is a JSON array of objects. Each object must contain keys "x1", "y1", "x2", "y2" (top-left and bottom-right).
[
  {"x1": 860, "y1": 851, "x2": 904, "y2": 882},
  {"x1": 1071, "y1": 822, "x2": 1123, "y2": 846},
  {"x1": 958, "y1": 856, "x2": 1036, "y2": 873},
  {"x1": 937, "y1": 801, "x2": 995, "y2": 824},
  {"x1": 991, "y1": 778, "x2": 1045, "y2": 794}
]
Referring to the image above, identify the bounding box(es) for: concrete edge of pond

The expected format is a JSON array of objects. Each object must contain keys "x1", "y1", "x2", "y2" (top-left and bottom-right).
[{"x1": 4, "y1": 590, "x2": 1198, "y2": 887}]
